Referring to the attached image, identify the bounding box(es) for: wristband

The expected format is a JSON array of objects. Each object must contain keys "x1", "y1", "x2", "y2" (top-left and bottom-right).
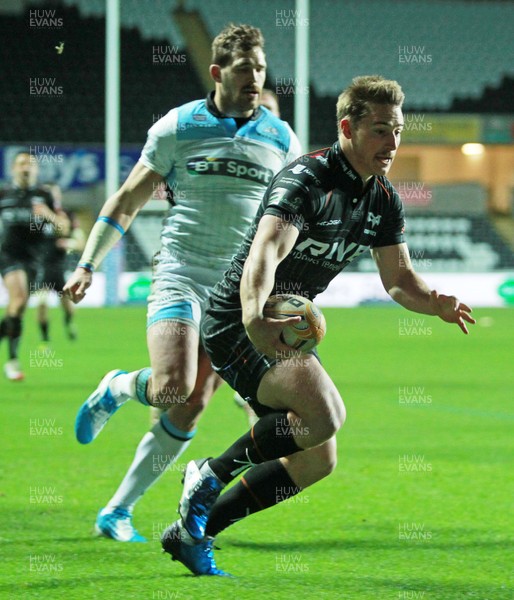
[{"x1": 78, "y1": 262, "x2": 94, "y2": 273}]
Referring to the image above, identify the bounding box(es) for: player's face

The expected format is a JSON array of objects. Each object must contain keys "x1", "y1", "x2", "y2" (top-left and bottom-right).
[
  {"x1": 342, "y1": 104, "x2": 404, "y2": 181},
  {"x1": 12, "y1": 153, "x2": 38, "y2": 188},
  {"x1": 215, "y1": 48, "x2": 267, "y2": 117}
]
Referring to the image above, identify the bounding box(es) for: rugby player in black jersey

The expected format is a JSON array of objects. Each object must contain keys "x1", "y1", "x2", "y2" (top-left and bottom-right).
[
  {"x1": 161, "y1": 75, "x2": 475, "y2": 576},
  {"x1": 0, "y1": 151, "x2": 69, "y2": 380},
  {"x1": 36, "y1": 183, "x2": 85, "y2": 346}
]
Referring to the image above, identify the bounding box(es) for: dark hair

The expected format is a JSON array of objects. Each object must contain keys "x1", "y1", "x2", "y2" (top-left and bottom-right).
[
  {"x1": 212, "y1": 23, "x2": 265, "y2": 67},
  {"x1": 336, "y1": 75, "x2": 405, "y2": 125}
]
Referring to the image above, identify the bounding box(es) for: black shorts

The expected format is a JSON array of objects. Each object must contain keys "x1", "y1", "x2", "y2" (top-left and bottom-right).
[
  {"x1": 0, "y1": 252, "x2": 41, "y2": 285},
  {"x1": 201, "y1": 301, "x2": 319, "y2": 417},
  {"x1": 40, "y1": 263, "x2": 66, "y2": 292}
]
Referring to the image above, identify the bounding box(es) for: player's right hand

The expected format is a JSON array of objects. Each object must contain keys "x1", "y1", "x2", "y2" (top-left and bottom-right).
[
  {"x1": 62, "y1": 267, "x2": 92, "y2": 303},
  {"x1": 244, "y1": 315, "x2": 302, "y2": 359}
]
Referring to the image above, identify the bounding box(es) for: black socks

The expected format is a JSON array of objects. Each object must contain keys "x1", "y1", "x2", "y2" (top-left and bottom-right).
[
  {"x1": 209, "y1": 412, "x2": 303, "y2": 484},
  {"x1": 0, "y1": 316, "x2": 22, "y2": 359},
  {"x1": 205, "y1": 459, "x2": 302, "y2": 537}
]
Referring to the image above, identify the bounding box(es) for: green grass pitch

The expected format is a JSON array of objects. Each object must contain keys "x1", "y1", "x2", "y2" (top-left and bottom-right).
[{"x1": 0, "y1": 306, "x2": 512, "y2": 600}]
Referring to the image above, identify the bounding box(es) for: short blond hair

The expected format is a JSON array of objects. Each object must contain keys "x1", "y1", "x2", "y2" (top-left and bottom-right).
[
  {"x1": 212, "y1": 23, "x2": 265, "y2": 68},
  {"x1": 336, "y1": 75, "x2": 404, "y2": 125}
]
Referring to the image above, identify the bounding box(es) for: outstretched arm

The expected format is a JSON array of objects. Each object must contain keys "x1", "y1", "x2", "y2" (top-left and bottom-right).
[
  {"x1": 372, "y1": 243, "x2": 476, "y2": 334},
  {"x1": 63, "y1": 161, "x2": 164, "y2": 303}
]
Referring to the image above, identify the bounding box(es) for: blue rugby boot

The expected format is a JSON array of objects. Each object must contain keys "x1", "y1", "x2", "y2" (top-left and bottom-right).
[
  {"x1": 75, "y1": 369, "x2": 127, "y2": 444},
  {"x1": 95, "y1": 507, "x2": 147, "y2": 542},
  {"x1": 161, "y1": 520, "x2": 230, "y2": 576},
  {"x1": 178, "y1": 459, "x2": 223, "y2": 541}
]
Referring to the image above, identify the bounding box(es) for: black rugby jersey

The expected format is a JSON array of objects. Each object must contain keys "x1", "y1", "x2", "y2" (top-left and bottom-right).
[
  {"x1": 41, "y1": 209, "x2": 72, "y2": 265},
  {"x1": 0, "y1": 184, "x2": 56, "y2": 261},
  {"x1": 210, "y1": 141, "x2": 405, "y2": 307}
]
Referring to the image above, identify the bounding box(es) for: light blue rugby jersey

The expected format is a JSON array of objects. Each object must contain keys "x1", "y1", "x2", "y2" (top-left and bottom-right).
[{"x1": 139, "y1": 97, "x2": 301, "y2": 287}]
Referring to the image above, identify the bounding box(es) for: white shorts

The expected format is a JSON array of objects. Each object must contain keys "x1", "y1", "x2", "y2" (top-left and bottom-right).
[{"x1": 146, "y1": 266, "x2": 212, "y2": 332}]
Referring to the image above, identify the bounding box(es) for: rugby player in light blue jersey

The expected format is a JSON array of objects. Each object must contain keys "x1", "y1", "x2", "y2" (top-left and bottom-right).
[{"x1": 63, "y1": 24, "x2": 300, "y2": 551}]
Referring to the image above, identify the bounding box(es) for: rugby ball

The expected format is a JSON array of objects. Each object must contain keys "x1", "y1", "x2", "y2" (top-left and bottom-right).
[{"x1": 263, "y1": 294, "x2": 326, "y2": 353}]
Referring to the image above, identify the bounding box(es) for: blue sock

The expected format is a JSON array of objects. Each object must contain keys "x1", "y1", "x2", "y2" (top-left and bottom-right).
[{"x1": 159, "y1": 412, "x2": 197, "y2": 441}]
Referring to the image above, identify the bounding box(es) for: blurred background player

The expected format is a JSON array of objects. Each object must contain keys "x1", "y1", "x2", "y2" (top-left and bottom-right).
[
  {"x1": 0, "y1": 151, "x2": 69, "y2": 380},
  {"x1": 63, "y1": 24, "x2": 301, "y2": 542},
  {"x1": 162, "y1": 75, "x2": 476, "y2": 576},
  {"x1": 260, "y1": 87, "x2": 280, "y2": 117},
  {"x1": 37, "y1": 183, "x2": 85, "y2": 347}
]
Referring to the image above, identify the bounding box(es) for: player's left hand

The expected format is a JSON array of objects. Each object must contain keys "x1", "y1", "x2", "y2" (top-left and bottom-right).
[{"x1": 430, "y1": 290, "x2": 476, "y2": 334}]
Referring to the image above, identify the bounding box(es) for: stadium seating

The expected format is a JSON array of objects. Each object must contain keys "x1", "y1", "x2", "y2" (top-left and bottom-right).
[
  {"x1": 3, "y1": 0, "x2": 513, "y2": 144},
  {"x1": 353, "y1": 211, "x2": 514, "y2": 274},
  {"x1": 1, "y1": 3, "x2": 203, "y2": 143}
]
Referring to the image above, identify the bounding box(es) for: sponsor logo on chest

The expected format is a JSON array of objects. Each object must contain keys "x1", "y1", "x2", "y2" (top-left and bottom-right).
[
  {"x1": 186, "y1": 156, "x2": 274, "y2": 185},
  {"x1": 293, "y1": 236, "x2": 369, "y2": 268}
]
